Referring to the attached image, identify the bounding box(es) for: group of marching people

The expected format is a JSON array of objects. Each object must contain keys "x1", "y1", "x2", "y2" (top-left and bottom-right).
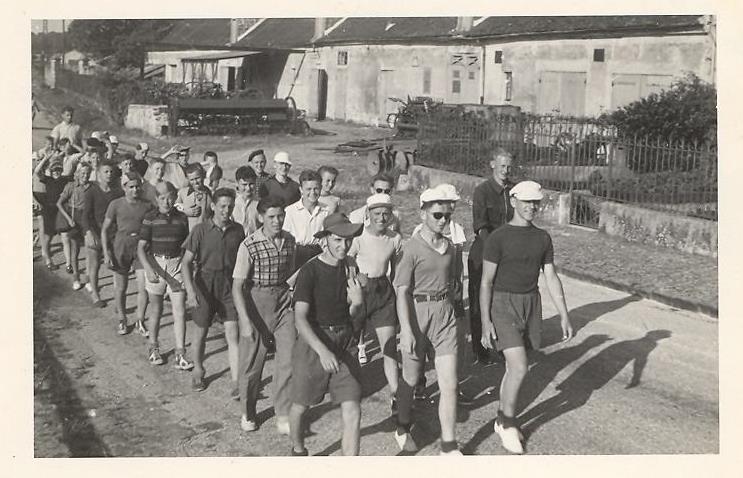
[{"x1": 33, "y1": 105, "x2": 574, "y2": 456}]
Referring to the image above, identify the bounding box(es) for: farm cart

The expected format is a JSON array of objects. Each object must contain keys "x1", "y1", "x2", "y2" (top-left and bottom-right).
[{"x1": 169, "y1": 96, "x2": 310, "y2": 136}]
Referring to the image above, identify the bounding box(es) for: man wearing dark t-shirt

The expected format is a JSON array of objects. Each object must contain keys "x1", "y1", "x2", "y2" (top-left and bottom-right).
[
  {"x1": 101, "y1": 172, "x2": 155, "y2": 336},
  {"x1": 479, "y1": 180, "x2": 573, "y2": 454},
  {"x1": 289, "y1": 213, "x2": 364, "y2": 456},
  {"x1": 258, "y1": 152, "x2": 300, "y2": 207},
  {"x1": 468, "y1": 148, "x2": 513, "y2": 364},
  {"x1": 82, "y1": 160, "x2": 123, "y2": 308}
]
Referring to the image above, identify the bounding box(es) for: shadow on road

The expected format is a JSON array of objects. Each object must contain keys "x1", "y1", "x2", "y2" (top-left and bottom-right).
[
  {"x1": 34, "y1": 265, "x2": 112, "y2": 457},
  {"x1": 518, "y1": 329, "x2": 672, "y2": 440}
]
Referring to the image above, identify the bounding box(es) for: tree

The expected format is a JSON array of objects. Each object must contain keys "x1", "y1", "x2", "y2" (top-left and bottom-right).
[
  {"x1": 66, "y1": 19, "x2": 174, "y2": 75},
  {"x1": 607, "y1": 73, "x2": 717, "y2": 145}
]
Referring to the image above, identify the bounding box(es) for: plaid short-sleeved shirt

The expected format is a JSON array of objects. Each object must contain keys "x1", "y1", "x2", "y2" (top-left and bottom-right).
[{"x1": 233, "y1": 228, "x2": 296, "y2": 286}]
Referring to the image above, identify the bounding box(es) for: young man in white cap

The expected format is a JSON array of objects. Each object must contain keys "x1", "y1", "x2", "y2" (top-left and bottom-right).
[
  {"x1": 258, "y1": 151, "x2": 300, "y2": 207},
  {"x1": 282, "y1": 169, "x2": 330, "y2": 267},
  {"x1": 232, "y1": 195, "x2": 297, "y2": 434},
  {"x1": 349, "y1": 172, "x2": 401, "y2": 363},
  {"x1": 347, "y1": 193, "x2": 403, "y2": 411},
  {"x1": 392, "y1": 186, "x2": 463, "y2": 455},
  {"x1": 411, "y1": 184, "x2": 473, "y2": 405},
  {"x1": 479, "y1": 180, "x2": 573, "y2": 454},
  {"x1": 289, "y1": 213, "x2": 364, "y2": 456},
  {"x1": 349, "y1": 173, "x2": 401, "y2": 233},
  {"x1": 101, "y1": 171, "x2": 155, "y2": 336}
]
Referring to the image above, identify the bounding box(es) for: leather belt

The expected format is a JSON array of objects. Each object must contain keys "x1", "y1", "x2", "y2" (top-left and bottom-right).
[{"x1": 413, "y1": 291, "x2": 449, "y2": 303}]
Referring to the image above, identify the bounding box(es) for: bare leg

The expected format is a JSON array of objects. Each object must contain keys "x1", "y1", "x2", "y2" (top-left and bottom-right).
[
  {"x1": 375, "y1": 325, "x2": 399, "y2": 395},
  {"x1": 40, "y1": 232, "x2": 53, "y2": 266},
  {"x1": 224, "y1": 321, "x2": 240, "y2": 383},
  {"x1": 289, "y1": 403, "x2": 308, "y2": 453},
  {"x1": 340, "y1": 400, "x2": 361, "y2": 456},
  {"x1": 434, "y1": 354, "x2": 458, "y2": 443},
  {"x1": 61, "y1": 232, "x2": 71, "y2": 268},
  {"x1": 113, "y1": 272, "x2": 129, "y2": 323},
  {"x1": 170, "y1": 291, "x2": 187, "y2": 349},
  {"x1": 70, "y1": 238, "x2": 80, "y2": 283},
  {"x1": 135, "y1": 269, "x2": 149, "y2": 323},
  {"x1": 499, "y1": 347, "x2": 528, "y2": 418},
  {"x1": 87, "y1": 247, "x2": 101, "y2": 302},
  {"x1": 148, "y1": 294, "x2": 164, "y2": 346},
  {"x1": 191, "y1": 324, "x2": 209, "y2": 379}
]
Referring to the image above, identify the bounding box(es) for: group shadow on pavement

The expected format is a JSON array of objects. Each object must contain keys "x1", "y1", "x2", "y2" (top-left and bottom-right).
[{"x1": 310, "y1": 294, "x2": 659, "y2": 455}]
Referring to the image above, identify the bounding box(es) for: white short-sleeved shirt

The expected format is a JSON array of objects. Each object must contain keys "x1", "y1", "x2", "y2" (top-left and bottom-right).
[
  {"x1": 348, "y1": 229, "x2": 403, "y2": 278},
  {"x1": 283, "y1": 200, "x2": 330, "y2": 246}
]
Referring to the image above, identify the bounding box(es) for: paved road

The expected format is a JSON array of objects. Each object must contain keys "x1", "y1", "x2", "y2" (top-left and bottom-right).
[{"x1": 31, "y1": 112, "x2": 718, "y2": 456}]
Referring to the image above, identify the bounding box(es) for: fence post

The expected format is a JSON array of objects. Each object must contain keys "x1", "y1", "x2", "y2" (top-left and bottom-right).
[{"x1": 568, "y1": 139, "x2": 576, "y2": 193}]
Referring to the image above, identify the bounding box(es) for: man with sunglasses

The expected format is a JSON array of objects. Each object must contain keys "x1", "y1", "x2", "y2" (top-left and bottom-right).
[
  {"x1": 392, "y1": 184, "x2": 463, "y2": 455},
  {"x1": 479, "y1": 180, "x2": 573, "y2": 454},
  {"x1": 258, "y1": 151, "x2": 300, "y2": 207},
  {"x1": 349, "y1": 173, "x2": 401, "y2": 233}
]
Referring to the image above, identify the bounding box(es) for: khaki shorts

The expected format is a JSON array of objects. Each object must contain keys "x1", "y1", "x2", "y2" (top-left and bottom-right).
[
  {"x1": 491, "y1": 290, "x2": 542, "y2": 351},
  {"x1": 403, "y1": 298, "x2": 458, "y2": 360},
  {"x1": 291, "y1": 324, "x2": 362, "y2": 406},
  {"x1": 145, "y1": 255, "x2": 185, "y2": 297}
]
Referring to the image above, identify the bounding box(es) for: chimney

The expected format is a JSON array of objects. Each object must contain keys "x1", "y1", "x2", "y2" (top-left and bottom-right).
[
  {"x1": 456, "y1": 17, "x2": 474, "y2": 34},
  {"x1": 229, "y1": 19, "x2": 239, "y2": 44},
  {"x1": 312, "y1": 18, "x2": 327, "y2": 42}
]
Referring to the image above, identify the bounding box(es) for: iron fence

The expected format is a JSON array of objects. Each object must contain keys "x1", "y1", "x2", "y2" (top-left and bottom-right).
[{"x1": 417, "y1": 110, "x2": 717, "y2": 227}]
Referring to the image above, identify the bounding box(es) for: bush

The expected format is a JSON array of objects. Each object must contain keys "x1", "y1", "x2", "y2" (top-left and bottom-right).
[{"x1": 606, "y1": 73, "x2": 717, "y2": 145}]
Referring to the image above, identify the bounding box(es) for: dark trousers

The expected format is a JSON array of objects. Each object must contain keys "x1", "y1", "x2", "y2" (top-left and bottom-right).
[{"x1": 467, "y1": 256, "x2": 487, "y2": 358}]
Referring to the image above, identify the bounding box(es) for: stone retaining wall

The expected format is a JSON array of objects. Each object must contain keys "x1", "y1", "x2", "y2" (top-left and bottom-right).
[
  {"x1": 124, "y1": 104, "x2": 170, "y2": 138},
  {"x1": 410, "y1": 164, "x2": 717, "y2": 257}
]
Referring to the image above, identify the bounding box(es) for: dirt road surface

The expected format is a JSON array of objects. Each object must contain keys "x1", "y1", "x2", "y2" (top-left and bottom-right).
[{"x1": 30, "y1": 110, "x2": 718, "y2": 457}]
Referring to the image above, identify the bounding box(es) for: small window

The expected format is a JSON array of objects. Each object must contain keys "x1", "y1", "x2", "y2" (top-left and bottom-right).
[
  {"x1": 468, "y1": 71, "x2": 476, "y2": 80},
  {"x1": 423, "y1": 67, "x2": 432, "y2": 94},
  {"x1": 337, "y1": 51, "x2": 348, "y2": 66},
  {"x1": 452, "y1": 80, "x2": 461, "y2": 94},
  {"x1": 505, "y1": 72, "x2": 513, "y2": 101},
  {"x1": 453, "y1": 70, "x2": 460, "y2": 79},
  {"x1": 593, "y1": 48, "x2": 605, "y2": 62},
  {"x1": 494, "y1": 50, "x2": 503, "y2": 64}
]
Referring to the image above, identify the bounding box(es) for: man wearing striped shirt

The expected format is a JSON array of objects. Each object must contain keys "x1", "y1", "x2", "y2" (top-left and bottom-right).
[{"x1": 137, "y1": 181, "x2": 193, "y2": 371}]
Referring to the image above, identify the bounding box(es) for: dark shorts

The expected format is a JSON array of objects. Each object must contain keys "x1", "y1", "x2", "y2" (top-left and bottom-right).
[
  {"x1": 41, "y1": 208, "x2": 57, "y2": 236},
  {"x1": 111, "y1": 234, "x2": 142, "y2": 274},
  {"x1": 291, "y1": 324, "x2": 362, "y2": 407},
  {"x1": 491, "y1": 290, "x2": 542, "y2": 352},
  {"x1": 360, "y1": 277, "x2": 398, "y2": 329},
  {"x1": 191, "y1": 270, "x2": 238, "y2": 328}
]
